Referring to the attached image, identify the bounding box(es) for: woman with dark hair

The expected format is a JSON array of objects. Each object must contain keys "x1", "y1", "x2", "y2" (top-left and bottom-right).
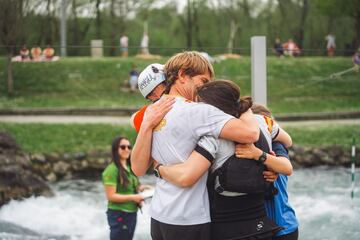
[
  {"x1": 156, "y1": 80, "x2": 292, "y2": 240},
  {"x1": 102, "y1": 136, "x2": 147, "y2": 240}
]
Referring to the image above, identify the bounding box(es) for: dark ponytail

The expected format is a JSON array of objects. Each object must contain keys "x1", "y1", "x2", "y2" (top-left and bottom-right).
[
  {"x1": 197, "y1": 80, "x2": 252, "y2": 118},
  {"x1": 238, "y1": 96, "x2": 253, "y2": 116}
]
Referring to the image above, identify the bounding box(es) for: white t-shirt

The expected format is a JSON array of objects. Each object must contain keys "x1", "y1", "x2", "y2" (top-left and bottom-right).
[
  {"x1": 150, "y1": 96, "x2": 234, "y2": 225},
  {"x1": 120, "y1": 36, "x2": 128, "y2": 48},
  {"x1": 140, "y1": 34, "x2": 149, "y2": 48},
  {"x1": 326, "y1": 35, "x2": 336, "y2": 49}
]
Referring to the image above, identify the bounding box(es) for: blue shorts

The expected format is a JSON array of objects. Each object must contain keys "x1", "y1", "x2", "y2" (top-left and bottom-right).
[{"x1": 107, "y1": 209, "x2": 137, "y2": 240}]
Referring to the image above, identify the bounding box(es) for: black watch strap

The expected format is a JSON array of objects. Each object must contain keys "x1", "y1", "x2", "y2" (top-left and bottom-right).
[
  {"x1": 154, "y1": 164, "x2": 163, "y2": 179},
  {"x1": 258, "y1": 151, "x2": 267, "y2": 163}
]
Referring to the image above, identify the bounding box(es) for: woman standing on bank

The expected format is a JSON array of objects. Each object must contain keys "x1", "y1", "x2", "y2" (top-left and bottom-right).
[{"x1": 102, "y1": 136, "x2": 146, "y2": 240}]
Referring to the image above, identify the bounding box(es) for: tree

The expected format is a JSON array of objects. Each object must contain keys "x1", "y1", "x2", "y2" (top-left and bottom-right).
[
  {"x1": 0, "y1": 0, "x2": 25, "y2": 95},
  {"x1": 107, "y1": 0, "x2": 142, "y2": 56},
  {"x1": 297, "y1": 0, "x2": 309, "y2": 49},
  {"x1": 69, "y1": 0, "x2": 94, "y2": 55},
  {"x1": 95, "y1": 0, "x2": 102, "y2": 38},
  {"x1": 314, "y1": 0, "x2": 360, "y2": 48}
]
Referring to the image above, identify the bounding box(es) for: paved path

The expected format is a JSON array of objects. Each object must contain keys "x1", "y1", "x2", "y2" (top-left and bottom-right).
[{"x1": 1, "y1": 115, "x2": 360, "y2": 127}]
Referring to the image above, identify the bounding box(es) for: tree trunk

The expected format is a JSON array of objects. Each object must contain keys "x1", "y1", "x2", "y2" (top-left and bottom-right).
[
  {"x1": 193, "y1": 1, "x2": 203, "y2": 50},
  {"x1": 277, "y1": 0, "x2": 290, "y2": 34},
  {"x1": 71, "y1": 0, "x2": 79, "y2": 55},
  {"x1": 186, "y1": 0, "x2": 192, "y2": 49},
  {"x1": 6, "y1": 54, "x2": 13, "y2": 96},
  {"x1": 109, "y1": 0, "x2": 116, "y2": 56},
  {"x1": 95, "y1": 0, "x2": 101, "y2": 39},
  {"x1": 297, "y1": 0, "x2": 309, "y2": 50},
  {"x1": 45, "y1": 0, "x2": 52, "y2": 44},
  {"x1": 327, "y1": 16, "x2": 334, "y2": 33},
  {"x1": 227, "y1": 20, "x2": 239, "y2": 54},
  {"x1": 354, "y1": 11, "x2": 360, "y2": 48}
]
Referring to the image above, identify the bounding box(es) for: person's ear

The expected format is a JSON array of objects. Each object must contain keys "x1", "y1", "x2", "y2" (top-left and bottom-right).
[{"x1": 177, "y1": 69, "x2": 188, "y2": 84}]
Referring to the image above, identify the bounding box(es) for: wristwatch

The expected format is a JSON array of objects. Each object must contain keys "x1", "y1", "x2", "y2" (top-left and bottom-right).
[
  {"x1": 258, "y1": 151, "x2": 267, "y2": 163},
  {"x1": 154, "y1": 164, "x2": 163, "y2": 179}
]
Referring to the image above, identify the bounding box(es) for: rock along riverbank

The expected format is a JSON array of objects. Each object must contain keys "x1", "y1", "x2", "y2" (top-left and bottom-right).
[{"x1": 0, "y1": 132, "x2": 359, "y2": 207}]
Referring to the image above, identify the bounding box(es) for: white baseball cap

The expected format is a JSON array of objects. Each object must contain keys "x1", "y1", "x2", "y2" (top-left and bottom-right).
[{"x1": 138, "y1": 63, "x2": 166, "y2": 98}]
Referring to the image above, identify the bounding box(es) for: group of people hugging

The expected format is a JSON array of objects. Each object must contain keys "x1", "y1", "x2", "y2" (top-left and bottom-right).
[{"x1": 102, "y1": 51, "x2": 299, "y2": 240}]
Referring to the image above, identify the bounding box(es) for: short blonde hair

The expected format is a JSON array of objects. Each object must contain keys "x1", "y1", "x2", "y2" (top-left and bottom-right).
[{"x1": 164, "y1": 51, "x2": 215, "y2": 92}]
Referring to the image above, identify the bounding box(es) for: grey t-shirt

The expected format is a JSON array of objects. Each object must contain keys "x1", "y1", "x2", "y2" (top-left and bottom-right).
[{"x1": 150, "y1": 96, "x2": 234, "y2": 225}]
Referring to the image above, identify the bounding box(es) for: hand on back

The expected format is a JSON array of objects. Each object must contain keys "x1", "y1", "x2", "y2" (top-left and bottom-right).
[{"x1": 142, "y1": 96, "x2": 175, "y2": 129}]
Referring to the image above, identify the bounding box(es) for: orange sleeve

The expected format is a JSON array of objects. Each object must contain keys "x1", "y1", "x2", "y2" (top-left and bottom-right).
[
  {"x1": 263, "y1": 115, "x2": 274, "y2": 134},
  {"x1": 133, "y1": 105, "x2": 148, "y2": 133}
]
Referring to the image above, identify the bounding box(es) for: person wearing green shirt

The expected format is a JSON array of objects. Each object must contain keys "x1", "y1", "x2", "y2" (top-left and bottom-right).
[{"x1": 102, "y1": 136, "x2": 146, "y2": 240}]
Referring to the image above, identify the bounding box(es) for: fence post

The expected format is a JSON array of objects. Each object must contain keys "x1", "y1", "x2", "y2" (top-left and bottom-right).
[
  {"x1": 251, "y1": 36, "x2": 267, "y2": 106},
  {"x1": 351, "y1": 137, "x2": 356, "y2": 199}
]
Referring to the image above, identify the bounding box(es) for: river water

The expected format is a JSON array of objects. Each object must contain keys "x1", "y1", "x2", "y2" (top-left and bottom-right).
[{"x1": 0, "y1": 166, "x2": 359, "y2": 240}]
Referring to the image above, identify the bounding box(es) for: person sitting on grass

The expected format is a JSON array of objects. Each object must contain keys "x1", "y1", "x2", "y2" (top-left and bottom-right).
[
  {"x1": 31, "y1": 45, "x2": 42, "y2": 61},
  {"x1": 283, "y1": 39, "x2": 300, "y2": 57},
  {"x1": 20, "y1": 44, "x2": 30, "y2": 61},
  {"x1": 128, "y1": 64, "x2": 140, "y2": 92},
  {"x1": 43, "y1": 44, "x2": 55, "y2": 61}
]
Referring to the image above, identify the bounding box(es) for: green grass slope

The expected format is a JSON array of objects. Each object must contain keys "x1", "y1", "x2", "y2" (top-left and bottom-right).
[{"x1": 1, "y1": 56, "x2": 359, "y2": 114}]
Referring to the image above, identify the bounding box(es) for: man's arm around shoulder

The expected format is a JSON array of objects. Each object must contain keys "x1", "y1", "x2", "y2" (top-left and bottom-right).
[{"x1": 220, "y1": 109, "x2": 259, "y2": 143}]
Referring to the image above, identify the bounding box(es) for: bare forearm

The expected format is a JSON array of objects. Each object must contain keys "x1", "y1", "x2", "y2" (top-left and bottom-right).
[
  {"x1": 236, "y1": 144, "x2": 292, "y2": 175},
  {"x1": 264, "y1": 154, "x2": 293, "y2": 176},
  {"x1": 160, "y1": 164, "x2": 194, "y2": 188},
  {"x1": 159, "y1": 151, "x2": 211, "y2": 188},
  {"x1": 237, "y1": 110, "x2": 259, "y2": 142},
  {"x1": 131, "y1": 97, "x2": 175, "y2": 176},
  {"x1": 107, "y1": 193, "x2": 139, "y2": 203},
  {"x1": 131, "y1": 124, "x2": 153, "y2": 176},
  {"x1": 274, "y1": 128, "x2": 292, "y2": 148},
  {"x1": 220, "y1": 110, "x2": 259, "y2": 143}
]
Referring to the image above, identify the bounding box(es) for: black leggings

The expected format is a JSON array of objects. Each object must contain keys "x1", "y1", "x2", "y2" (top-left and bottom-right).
[
  {"x1": 151, "y1": 218, "x2": 210, "y2": 240},
  {"x1": 273, "y1": 228, "x2": 298, "y2": 240}
]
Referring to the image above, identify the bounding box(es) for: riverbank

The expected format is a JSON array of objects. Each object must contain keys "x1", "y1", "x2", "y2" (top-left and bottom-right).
[{"x1": 1, "y1": 122, "x2": 360, "y2": 207}]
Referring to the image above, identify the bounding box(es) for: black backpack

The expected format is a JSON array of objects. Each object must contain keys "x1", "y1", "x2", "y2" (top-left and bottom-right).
[{"x1": 212, "y1": 130, "x2": 277, "y2": 196}]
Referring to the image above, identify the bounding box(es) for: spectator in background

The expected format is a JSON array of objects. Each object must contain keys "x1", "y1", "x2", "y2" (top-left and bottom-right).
[
  {"x1": 102, "y1": 136, "x2": 148, "y2": 240},
  {"x1": 19, "y1": 44, "x2": 30, "y2": 61},
  {"x1": 325, "y1": 33, "x2": 336, "y2": 57},
  {"x1": 274, "y1": 37, "x2": 284, "y2": 57},
  {"x1": 43, "y1": 44, "x2": 55, "y2": 61},
  {"x1": 353, "y1": 48, "x2": 360, "y2": 66},
  {"x1": 283, "y1": 39, "x2": 300, "y2": 57},
  {"x1": 140, "y1": 33, "x2": 149, "y2": 55},
  {"x1": 129, "y1": 64, "x2": 139, "y2": 92},
  {"x1": 120, "y1": 33, "x2": 129, "y2": 57},
  {"x1": 31, "y1": 45, "x2": 42, "y2": 61}
]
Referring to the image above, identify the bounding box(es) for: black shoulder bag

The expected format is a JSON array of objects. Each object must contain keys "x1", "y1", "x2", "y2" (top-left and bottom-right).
[{"x1": 214, "y1": 130, "x2": 273, "y2": 194}]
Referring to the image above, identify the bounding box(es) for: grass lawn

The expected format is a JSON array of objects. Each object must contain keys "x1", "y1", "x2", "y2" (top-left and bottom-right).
[
  {"x1": 0, "y1": 56, "x2": 359, "y2": 114},
  {"x1": 0, "y1": 123, "x2": 138, "y2": 154},
  {"x1": 1, "y1": 123, "x2": 359, "y2": 154}
]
